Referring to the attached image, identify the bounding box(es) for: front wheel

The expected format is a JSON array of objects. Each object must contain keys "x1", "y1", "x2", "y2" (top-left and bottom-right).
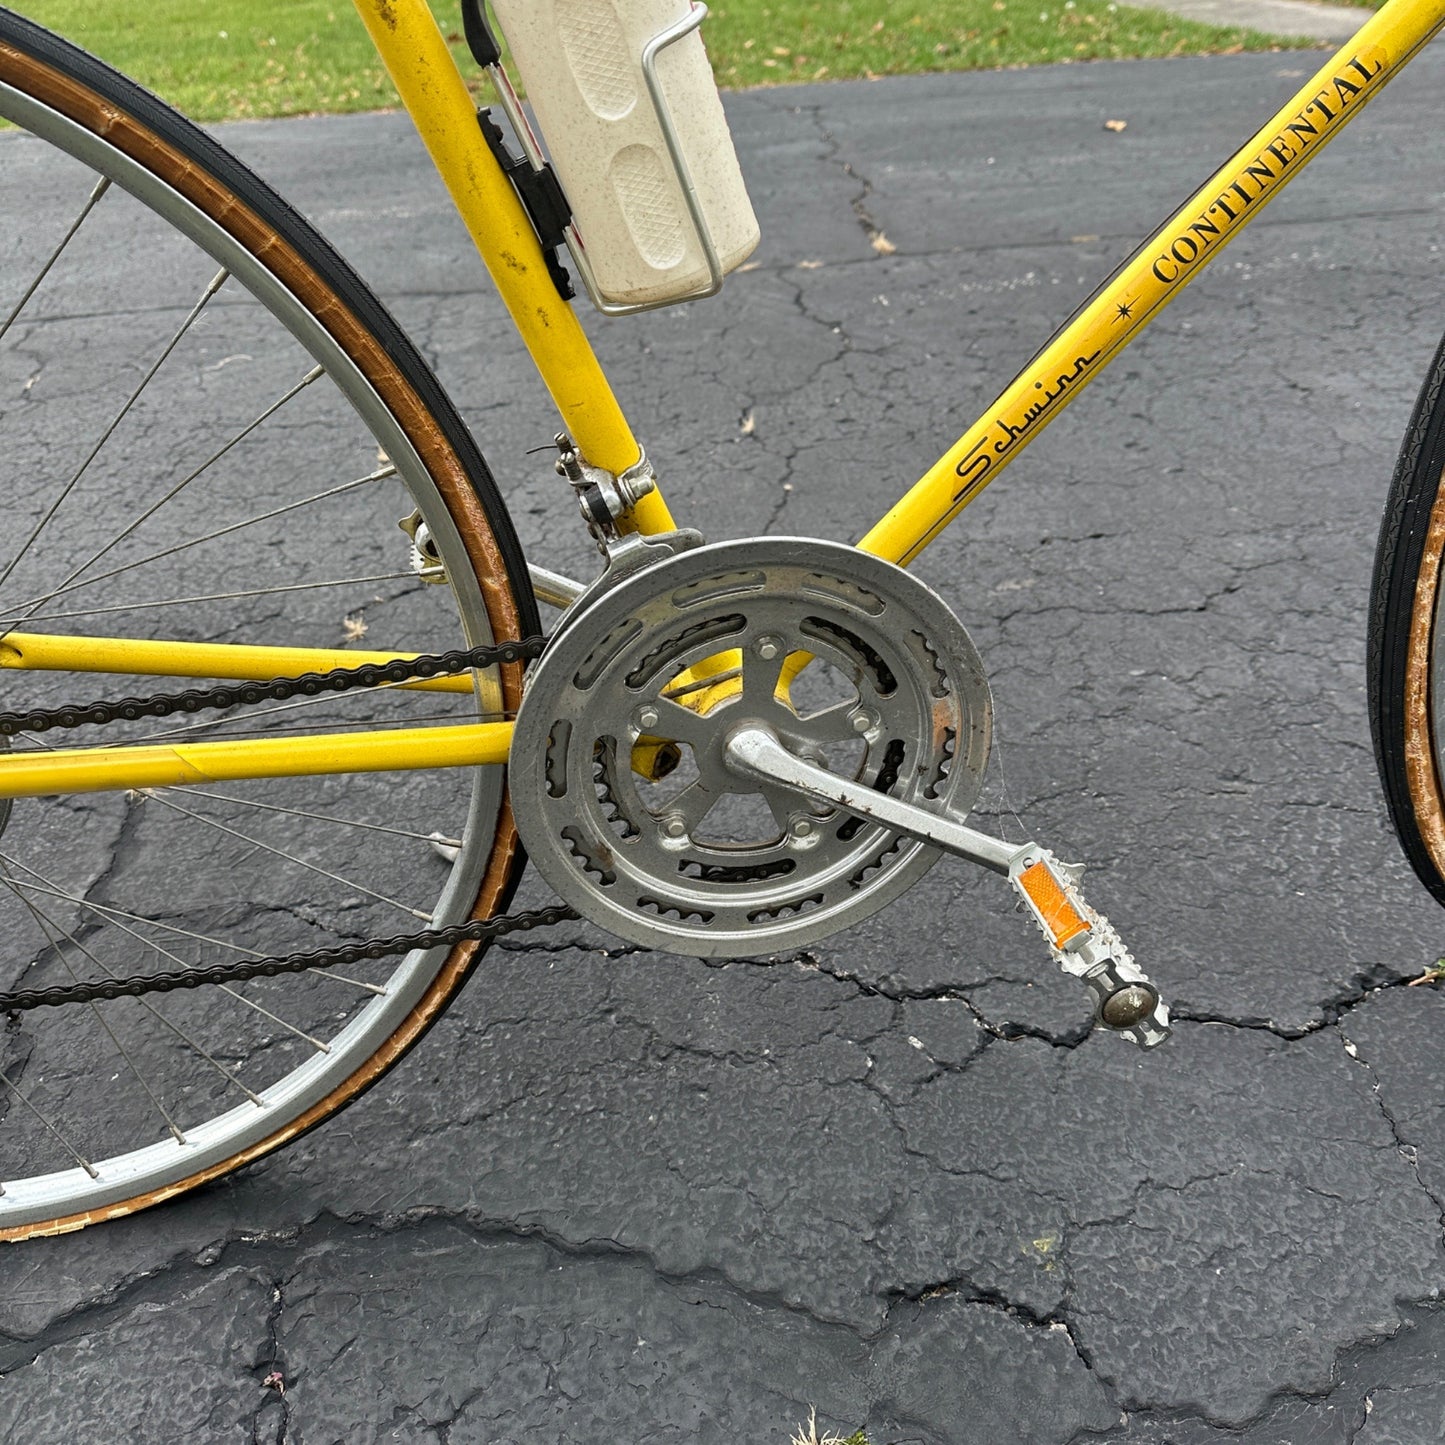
[
  {"x1": 1369, "y1": 325, "x2": 1445, "y2": 905},
  {"x1": 0, "y1": 11, "x2": 536, "y2": 1237}
]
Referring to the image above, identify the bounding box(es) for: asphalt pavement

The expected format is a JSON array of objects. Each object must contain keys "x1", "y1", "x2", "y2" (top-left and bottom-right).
[
  {"x1": 5, "y1": 41, "x2": 1445, "y2": 1445},
  {"x1": 1153, "y1": 0, "x2": 1374, "y2": 42}
]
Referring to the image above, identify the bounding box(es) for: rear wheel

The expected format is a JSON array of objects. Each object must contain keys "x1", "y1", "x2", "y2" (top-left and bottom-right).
[
  {"x1": 1369, "y1": 326, "x2": 1445, "y2": 905},
  {"x1": 0, "y1": 11, "x2": 537, "y2": 1237}
]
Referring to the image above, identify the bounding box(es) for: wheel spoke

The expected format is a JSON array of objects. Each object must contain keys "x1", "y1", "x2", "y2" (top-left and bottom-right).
[
  {"x1": 21, "y1": 867, "x2": 332, "y2": 1053},
  {"x1": 1, "y1": 867, "x2": 187, "y2": 1144},
  {"x1": 0, "y1": 862, "x2": 263, "y2": 1106},
  {"x1": 0, "y1": 572, "x2": 413, "y2": 627},
  {"x1": 212, "y1": 987, "x2": 330, "y2": 1053},
  {"x1": 305, "y1": 968, "x2": 388, "y2": 995},
  {"x1": 1, "y1": 856, "x2": 268, "y2": 958},
  {"x1": 0, "y1": 857, "x2": 388, "y2": 998},
  {"x1": 184, "y1": 788, "x2": 460, "y2": 844},
  {"x1": 0, "y1": 1066, "x2": 99, "y2": 1179},
  {"x1": 35, "y1": 364, "x2": 326, "y2": 610},
  {"x1": 0, "y1": 267, "x2": 230, "y2": 612},
  {"x1": 142, "y1": 789, "x2": 433, "y2": 920},
  {"x1": 1, "y1": 464, "x2": 396, "y2": 617},
  {"x1": 0, "y1": 174, "x2": 110, "y2": 344}
]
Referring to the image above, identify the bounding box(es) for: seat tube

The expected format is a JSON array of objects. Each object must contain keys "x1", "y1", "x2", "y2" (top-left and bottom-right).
[{"x1": 351, "y1": 0, "x2": 676, "y2": 534}]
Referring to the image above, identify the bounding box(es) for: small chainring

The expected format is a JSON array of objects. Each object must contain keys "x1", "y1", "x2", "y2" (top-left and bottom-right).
[{"x1": 512, "y1": 537, "x2": 993, "y2": 956}]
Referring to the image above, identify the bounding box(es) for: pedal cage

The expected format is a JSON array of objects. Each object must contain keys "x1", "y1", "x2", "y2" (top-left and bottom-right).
[{"x1": 1009, "y1": 847, "x2": 1171, "y2": 1048}]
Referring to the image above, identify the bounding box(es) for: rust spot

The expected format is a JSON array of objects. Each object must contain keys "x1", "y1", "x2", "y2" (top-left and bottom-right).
[{"x1": 1404, "y1": 467, "x2": 1445, "y2": 873}]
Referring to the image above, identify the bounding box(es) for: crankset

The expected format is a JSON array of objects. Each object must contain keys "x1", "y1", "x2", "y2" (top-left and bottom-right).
[{"x1": 512, "y1": 534, "x2": 1169, "y2": 1047}]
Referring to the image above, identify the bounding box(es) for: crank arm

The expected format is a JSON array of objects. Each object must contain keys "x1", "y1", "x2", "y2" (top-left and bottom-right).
[
  {"x1": 724, "y1": 725, "x2": 1170, "y2": 1047},
  {"x1": 727, "y1": 724, "x2": 1017, "y2": 872}
]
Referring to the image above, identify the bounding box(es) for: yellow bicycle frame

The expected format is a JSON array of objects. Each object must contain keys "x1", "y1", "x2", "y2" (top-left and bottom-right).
[{"x1": 3, "y1": 0, "x2": 1443, "y2": 799}]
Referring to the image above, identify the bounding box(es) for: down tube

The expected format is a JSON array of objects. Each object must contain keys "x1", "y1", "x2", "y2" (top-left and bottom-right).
[{"x1": 859, "y1": 0, "x2": 1445, "y2": 568}]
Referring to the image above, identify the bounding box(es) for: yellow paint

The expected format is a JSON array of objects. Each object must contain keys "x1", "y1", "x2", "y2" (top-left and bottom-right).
[
  {"x1": 861, "y1": 0, "x2": 1445, "y2": 565},
  {"x1": 0, "y1": 632, "x2": 474, "y2": 692},
  {"x1": 350, "y1": 0, "x2": 675, "y2": 534},
  {"x1": 628, "y1": 646, "x2": 812, "y2": 777},
  {"x1": 0, "y1": 722, "x2": 512, "y2": 799},
  {"x1": 1024, "y1": 1233, "x2": 1061, "y2": 1272}
]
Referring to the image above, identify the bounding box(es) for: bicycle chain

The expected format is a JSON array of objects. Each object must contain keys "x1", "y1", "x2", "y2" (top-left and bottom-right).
[
  {"x1": 0, "y1": 629, "x2": 795, "y2": 1012},
  {"x1": 0, "y1": 631, "x2": 557, "y2": 1010},
  {"x1": 0, "y1": 635, "x2": 548, "y2": 736},
  {"x1": 0, "y1": 901, "x2": 580, "y2": 1012}
]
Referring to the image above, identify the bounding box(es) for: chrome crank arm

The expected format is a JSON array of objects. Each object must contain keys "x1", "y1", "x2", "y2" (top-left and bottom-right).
[
  {"x1": 726, "y1": 724, "x2": 1017, "y2": 872},
  {"x1": 725, "y1": 725, "x2": 1171, "y2": 1048}
]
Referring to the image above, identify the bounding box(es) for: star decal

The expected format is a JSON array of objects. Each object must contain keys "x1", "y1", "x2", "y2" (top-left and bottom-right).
[{"x1": 1112, "y1": 299, "x2": 1135, "y2": 322}]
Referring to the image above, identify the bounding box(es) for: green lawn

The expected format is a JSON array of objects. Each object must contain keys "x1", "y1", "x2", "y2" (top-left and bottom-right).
[
  {"x1": 9, "y1": 1, "x2": 474, "y2": 120},
  {"x1": 706, "y1": 0, "x2": 1309, "y2": 88},
  {"x1": 9, "y1": 0, "x2": 1311, "y2": 122}
]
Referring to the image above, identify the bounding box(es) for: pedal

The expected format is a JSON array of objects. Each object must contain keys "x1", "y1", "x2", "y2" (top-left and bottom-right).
[
  {"x1": 1009, "y1": 849, "x2": 1170, "y2": 1048},
  {"x1": 725, "y1": 724, "x2": 1170, "y2": 1048}
]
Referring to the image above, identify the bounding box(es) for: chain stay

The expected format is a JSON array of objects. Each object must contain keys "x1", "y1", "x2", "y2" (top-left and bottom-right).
[
  {"x1": 0, "y1": 635, "x2": 548, "y2": 737},
  {"x1": 0, "y1": 902, "x2": 579, "y2": 1012},
  {"x1": 0, "y1": 631, "x2": 559, "y2": 1011}
]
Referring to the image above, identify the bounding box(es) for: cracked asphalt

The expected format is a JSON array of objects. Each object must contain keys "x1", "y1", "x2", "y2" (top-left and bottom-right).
[{"x1": 6, "y1": 44, "x2": 1445, "y2": 1445}]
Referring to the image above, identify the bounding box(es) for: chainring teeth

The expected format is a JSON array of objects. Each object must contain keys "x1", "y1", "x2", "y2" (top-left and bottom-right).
[
  {"x1": 559, "y1": 823, "x2": 615, "y2": 885},
  {"x1": 797, "y1": 615, "x2": 898, "y2": 696},
  {"x1": 798, "y1": 572, "x2": 887, "y2": 617},
  {"x1": 625, "y1": 613, "x2": 747, "y2": 691},
  {"x1": 912, "y1": 628, "x2": 952, "y2": 700},
  {"x1": 592, "y1": 737, "x2": 639, "y2": 840},
  {"x1": 923, "y1": 724, "x2": 957, "y2": 802},
  {"x1": 747, "y1": 891, "x2": 825, "y2": 923},
  {"x1": 513, "y1": 538, "x2": 993, "y2": 956},
  {"x1": 638, "y1": 895, "x2": 713, "y2": 923}
]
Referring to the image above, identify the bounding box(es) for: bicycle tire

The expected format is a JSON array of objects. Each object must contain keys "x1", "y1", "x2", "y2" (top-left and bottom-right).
[
  {"x1": 0, "y1": 9, "x2": 538, "y2": 1238},
  {"x1": 1369, "y1": 324, "x2": 1445, "y2": 906}
]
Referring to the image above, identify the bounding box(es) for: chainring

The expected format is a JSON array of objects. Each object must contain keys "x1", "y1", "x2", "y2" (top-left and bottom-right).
[{"x1": 512, "y1": 537, "x2": 993, "y2": 956}]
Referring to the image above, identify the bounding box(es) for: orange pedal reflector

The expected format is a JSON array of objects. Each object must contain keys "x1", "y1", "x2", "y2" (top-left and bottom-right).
[{"x1": 1017, "y1": 860, "x2": 1090, "y2": 950}]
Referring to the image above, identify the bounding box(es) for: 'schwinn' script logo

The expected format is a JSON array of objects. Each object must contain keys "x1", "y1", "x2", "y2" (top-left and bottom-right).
[{"x1": 954, "y1": 350, "x2": 1101, "y2": 500}]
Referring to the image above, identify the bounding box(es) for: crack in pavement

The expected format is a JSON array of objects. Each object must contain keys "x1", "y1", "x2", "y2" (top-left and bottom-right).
[
  {"x1": 251, "y1": 1276, "x2": 289, "y2": 1445},
  {"x1": 1337, "y1": 1021, "x2": 1445, "y2": 1222}
]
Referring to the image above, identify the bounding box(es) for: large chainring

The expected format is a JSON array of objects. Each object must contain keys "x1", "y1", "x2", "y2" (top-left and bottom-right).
[{"x1": 512, "y1": 537, "x2": 993, "y2": 956}]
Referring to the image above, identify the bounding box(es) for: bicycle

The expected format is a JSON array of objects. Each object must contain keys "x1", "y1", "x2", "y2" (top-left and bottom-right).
[{"x1": 0, "y1": 0, "x2": 1441, "y2": 1241}]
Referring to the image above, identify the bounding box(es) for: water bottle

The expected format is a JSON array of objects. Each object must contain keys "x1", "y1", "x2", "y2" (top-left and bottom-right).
[{"x1": 488, "y1": 0, "x2": 760, "y2": 309}]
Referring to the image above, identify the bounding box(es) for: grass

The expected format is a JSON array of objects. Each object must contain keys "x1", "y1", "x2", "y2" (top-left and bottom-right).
[
  {"x1": 9, "y1": 1, "x2": 474, "y2": 120},
  {"x1": 8, "y1": 0, "x2": 1313, "y2": 122},
  {"x1": 1407, "y1": 959, "x2": 1445, "y2": 986},
  {"x1": 704, "y1": 0, "x2": 1310, "y2": 88}
]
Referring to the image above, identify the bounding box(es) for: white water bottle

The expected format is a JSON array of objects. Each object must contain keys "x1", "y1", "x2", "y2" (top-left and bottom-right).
[{"x1": 487, "y1": 0, "x2": 760, "y2": 309}]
